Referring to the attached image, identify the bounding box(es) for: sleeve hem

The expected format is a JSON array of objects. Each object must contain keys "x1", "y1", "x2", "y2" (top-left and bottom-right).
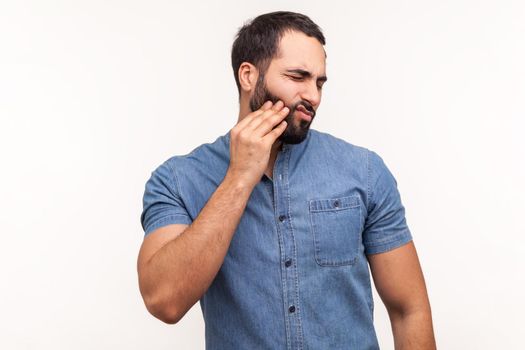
[
  {"x1": 364, "y1": 231, "x2": 413, "y2": 255},
  {"x1": 144, "y1": 215, "x2": 192, "y2": 236}
]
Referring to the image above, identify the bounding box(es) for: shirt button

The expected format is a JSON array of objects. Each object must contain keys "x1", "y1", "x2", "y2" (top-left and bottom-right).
[
  {"x1": 285, "y1": 259, "x2": 292, "y2": 267},
  {"x1": 333, "y1": 200, "x2": 340, "y2": 207},
  {"x1": 278, "y1": 215, "x2": 286, "y2": 222},
  {"x1": 288, "y1": 305, "x2": 295, "y2": 313}
]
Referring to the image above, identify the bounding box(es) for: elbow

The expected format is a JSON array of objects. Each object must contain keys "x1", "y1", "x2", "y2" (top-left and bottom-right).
[
  {"x1": 137, "y1": 264, "x2": 189, "y2": 324},
  {"x1": 143, "y1": 292, "x2": 183, "y2": 325},
  {"x1": 139, "y1": 274, "x2": 184, "y2": 324},
  {"x1": 155, "y1": 308, "x2": 183, "y2": 325}
]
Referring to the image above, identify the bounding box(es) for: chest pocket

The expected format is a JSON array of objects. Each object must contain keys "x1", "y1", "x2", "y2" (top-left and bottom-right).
[{"x1": 309, "y1": 195, "x2": 363, "y2": 266}]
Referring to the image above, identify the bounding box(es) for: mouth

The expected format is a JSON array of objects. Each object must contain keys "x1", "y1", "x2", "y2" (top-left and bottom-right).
[{"x1": 296, "y1": 105, "x2": 313, "y2": 122}]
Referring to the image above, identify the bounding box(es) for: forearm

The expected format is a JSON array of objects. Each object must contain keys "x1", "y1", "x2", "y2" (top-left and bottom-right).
[
  {"x1": 143, "y1": 171, "x2": 254, "y2": 323},
  {"x1": 389, "y1": 306, "x2": 436, "y2": 350}
]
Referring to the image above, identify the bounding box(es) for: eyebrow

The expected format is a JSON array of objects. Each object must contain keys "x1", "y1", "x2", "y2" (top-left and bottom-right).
[{"x1": 286, "y1": 69, "x2": 328, "y2": 83}]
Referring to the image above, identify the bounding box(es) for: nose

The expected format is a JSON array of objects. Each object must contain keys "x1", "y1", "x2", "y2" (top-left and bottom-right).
[{"x1": 300, "y1": 81, "x2": 321, "y2": 109}]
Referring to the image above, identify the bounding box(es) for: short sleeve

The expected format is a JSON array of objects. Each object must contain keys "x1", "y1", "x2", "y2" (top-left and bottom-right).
[
  {"x1": 140, "y1": 159, "x2": 192, "y2": 237},
  {"x1": 363, "y1": 150, "x2": 413, "y2": 255}
]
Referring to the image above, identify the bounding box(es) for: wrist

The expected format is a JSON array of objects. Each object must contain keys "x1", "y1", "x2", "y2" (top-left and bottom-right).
[{"x1": 223, "y1": 170, "x2": 257, "y2": 194}]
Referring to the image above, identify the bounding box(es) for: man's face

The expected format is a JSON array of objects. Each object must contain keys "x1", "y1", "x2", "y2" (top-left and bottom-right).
[{"x1": 249, "y1": 30, "x2": 327, "y2": 145}]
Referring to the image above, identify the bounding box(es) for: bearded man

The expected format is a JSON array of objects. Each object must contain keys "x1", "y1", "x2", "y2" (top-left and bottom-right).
[{"x1": 138, "y1": 11, "x2": 436, "y2": 350}]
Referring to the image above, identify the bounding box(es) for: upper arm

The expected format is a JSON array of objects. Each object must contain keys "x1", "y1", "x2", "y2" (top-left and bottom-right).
[
  {"x1": 137, "y1": 223, "x2": 189, "y2": 273},
  {"x1": 138, "y1": 158, "x2": 192, "y2": 275},
  {"x1": 367, "y1": 241, "x2": 430, "y2": 315},
  {"x1": 363, "y1": 151, "x2": 429, "y2": 313},
  {"x1": 137, "y1": 223, "x2": 189, "y2": 324}
]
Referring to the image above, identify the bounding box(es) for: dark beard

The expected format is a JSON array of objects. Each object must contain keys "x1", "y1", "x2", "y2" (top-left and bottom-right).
[{"x1": 249, "y1": 74, "x2": 315, "y2": 145}]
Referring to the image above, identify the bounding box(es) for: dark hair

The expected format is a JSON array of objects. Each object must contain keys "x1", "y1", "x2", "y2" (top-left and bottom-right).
[{"x1": 231, "y1": 11, "x2": 325, "y2": 96}]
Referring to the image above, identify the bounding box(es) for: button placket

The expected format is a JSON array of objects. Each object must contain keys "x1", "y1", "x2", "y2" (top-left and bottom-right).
[{"x1": 273, "y1": 143, "x2": 304, "y2": 349}]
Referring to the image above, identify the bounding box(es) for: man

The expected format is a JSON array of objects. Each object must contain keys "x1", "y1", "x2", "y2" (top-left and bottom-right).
[{"x1": 138, "y1": 11, "x2": 436, "y2": 350}]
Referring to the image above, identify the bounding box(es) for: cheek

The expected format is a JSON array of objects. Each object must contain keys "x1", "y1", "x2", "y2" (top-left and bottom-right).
[{"x1": 266, "y1": 80, "x2": 298, "y2": 104}]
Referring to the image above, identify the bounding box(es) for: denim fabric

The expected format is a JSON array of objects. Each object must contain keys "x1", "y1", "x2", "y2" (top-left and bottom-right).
[{"x1": 141, "y1": 128, "x2": 413, "y2": 350}]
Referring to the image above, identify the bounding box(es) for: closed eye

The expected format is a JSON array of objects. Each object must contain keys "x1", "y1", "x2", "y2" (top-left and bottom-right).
[
  {"x1": 288, "y1": 75, "x2": 304, "y2": 81},
  {"x1": 286, "y1": 72, "x2": 326, "y2": 90}
]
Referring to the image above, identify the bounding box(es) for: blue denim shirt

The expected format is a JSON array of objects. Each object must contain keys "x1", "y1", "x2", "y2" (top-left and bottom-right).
[{"x1": 141, "y1": 128, "x2": 413, "y2": 350}]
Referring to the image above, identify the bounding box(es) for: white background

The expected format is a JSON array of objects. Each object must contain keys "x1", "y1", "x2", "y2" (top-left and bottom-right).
[{"x1": 1, "y1": 1, "x2": 524, "y2": 349}]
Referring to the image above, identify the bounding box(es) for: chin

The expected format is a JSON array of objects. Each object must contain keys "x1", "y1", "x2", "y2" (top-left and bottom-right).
[{"x1": 279, "y1": 127, "x2": 310, "y2": 144}]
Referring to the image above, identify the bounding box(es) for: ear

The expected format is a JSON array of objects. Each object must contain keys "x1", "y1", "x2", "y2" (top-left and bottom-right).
[{"x1": 238, "y1": 62, "x2": 259, "y2": 93}]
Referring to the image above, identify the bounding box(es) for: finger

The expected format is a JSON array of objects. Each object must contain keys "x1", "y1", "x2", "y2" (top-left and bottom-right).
[
  {"x1": 245, "y1": 100, "x2": 285, "y2": 131},
  {"x1": 263, "y1": 120, "x2": 287, "y2": 145},
  {"x1": 234, "y1": 103, "x2": 271, "y2": 130},
  {"x1": 270, "y1": 100, "x2": 284, "y2": 112},
  {"x1": 260, "y1": 100, "x2": 273, "y2": 111},
  {"x1": 253, "y1": 105, "x2": 289, "y2": 137}
]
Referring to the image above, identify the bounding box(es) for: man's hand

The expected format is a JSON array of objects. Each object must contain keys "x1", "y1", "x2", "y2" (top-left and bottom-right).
[{"x1": 227, "y1": 100, "x2": 289, "y2": 189}]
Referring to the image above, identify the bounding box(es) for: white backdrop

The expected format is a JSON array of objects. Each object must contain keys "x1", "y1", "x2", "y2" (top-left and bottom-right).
[{"x1": 1, "y1": 1, "x2": 524, "y2": 349}]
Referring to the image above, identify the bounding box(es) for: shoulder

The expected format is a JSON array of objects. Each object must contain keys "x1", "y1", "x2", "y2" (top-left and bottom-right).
[
  {"x1": 307, "y1": 129, "x2": 396, "y2": 187},
  {"x1": 308, "y1": 128, "x2": 376, "y2": 162},
  {"x1": 161, "y1": 132, "x2": 230, "y2": 172}
]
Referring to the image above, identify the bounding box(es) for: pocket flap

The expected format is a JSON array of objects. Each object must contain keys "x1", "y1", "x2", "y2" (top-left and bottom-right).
[{"x1": 309, "y1": 195, "x2": 359, "y2": 212}]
